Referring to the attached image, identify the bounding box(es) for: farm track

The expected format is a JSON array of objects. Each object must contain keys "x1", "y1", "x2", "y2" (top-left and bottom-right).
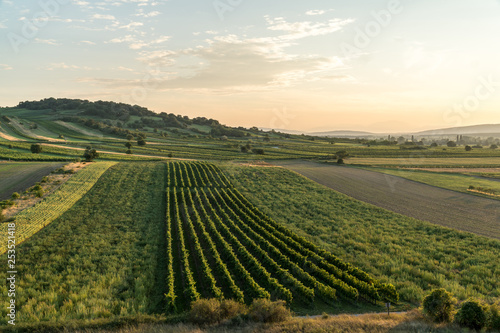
[{"x1": 274, "y1": 160, "x2": 500, "y2": 240}]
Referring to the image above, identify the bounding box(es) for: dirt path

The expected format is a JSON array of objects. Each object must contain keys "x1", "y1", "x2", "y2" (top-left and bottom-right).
[
  {"x1": 274, "y1": 160, "x2": 500, "y2": 240},
  {"x1": 0, "y1": 128, "x2": 23, "y2": 141}
]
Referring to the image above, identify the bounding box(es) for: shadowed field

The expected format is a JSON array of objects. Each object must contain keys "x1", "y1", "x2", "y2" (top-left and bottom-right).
[
  {"x1": 0, "y1": 162, "x2": 65, "y2": 200},
  {"x1": 274, "y1": 160, "x2": 500, "y2": 240}
]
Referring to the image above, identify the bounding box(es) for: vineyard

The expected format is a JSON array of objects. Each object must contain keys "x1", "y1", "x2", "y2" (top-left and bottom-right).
[
  {"x1": 0, "y1": 162, "x2": 116, "y2": 253},
  {"x1": 164, "y1": 162, "x2": 398, "y2": 311}
]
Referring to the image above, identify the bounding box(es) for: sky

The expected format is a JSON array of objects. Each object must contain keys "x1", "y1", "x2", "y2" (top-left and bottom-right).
[{"x1": 1, "y1": 0, "x2": 500, "y2": 133}]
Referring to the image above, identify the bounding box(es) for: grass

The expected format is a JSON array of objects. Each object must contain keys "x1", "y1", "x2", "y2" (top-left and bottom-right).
[
  {"x1": 358, "y1": 166, "x2": 500, "y2": 199},
  {"x1": 223, "y1": 164, "x2": 500, "y2": 306},
  {"x1": 3, "y1": 310, "x2": 477, "y2": 333},
  {"x1": 0, "y1": 162, "x2": 116, "y2": 254},
  {"x1": 0, "y1": 162, "x2": 167, "y2": 325},
  {"x1": 0, "y1": 162, "x2": 65, "y2": 200}
]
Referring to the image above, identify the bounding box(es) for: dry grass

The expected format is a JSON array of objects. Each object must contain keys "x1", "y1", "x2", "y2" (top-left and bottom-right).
[{"x1": 67, "y1": 311, "x2": 473, "y2": 333}]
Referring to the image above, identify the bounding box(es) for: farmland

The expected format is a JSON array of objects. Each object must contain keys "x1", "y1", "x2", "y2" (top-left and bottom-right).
[
  {"x1": 274, "y1": 160, "x2": 500, "y2": 239},
  {"x1": 225, "y1": 163, "x2": 500, "y2": 305},
  {"x1": 0, "y1": 162, "x2": 65, "y2": 200},
  {"x1": 0, "y1": 100, "x2": 499, "y2": 331},
  {"x1": 0, "y1": 162, "x2": 115, "y2": 254},
  {"x1": 0, "y1": 162, "x2": 399, "y2": 327}
]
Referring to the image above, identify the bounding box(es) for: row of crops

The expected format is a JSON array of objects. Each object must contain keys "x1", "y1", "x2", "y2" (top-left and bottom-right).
[
  {"x1": 164, "y1": 162, "x2": 398, "y2": 311},
  {"x1": 0, "y1": 162, "x2": 116, "y2": 253}
]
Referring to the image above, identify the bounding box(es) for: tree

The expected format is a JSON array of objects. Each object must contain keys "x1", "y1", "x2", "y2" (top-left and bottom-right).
[
  {"x1": 240, "y1": 146, "x2": 248, "y2": 153},
  {"x1": 83, "y1": 146, "x2": 99, "y2": 161},
  {"x1": 125, "y1": 142, "x2": 132, "y2": 149},
  {"x1": 422, "y1": 289, "x2": 456, "y2": 323},
  {"x1": 455, "y1": 299, "x2": 488, "y2": 331},
  {"x1": 137, "y1": 138, "x2": 146, "y2": 146},
  {"x1": 30, "y1": 144, "x2": 43, "y2": 154},
  {"x1": 335, "y1": 150, "x2": 349, "y2": 164},
  {"x1": 126, "y1": 149, "x2": 132, "y2": 154},
  {"x1": 447, "y1": 141, "x2": 457, "y2": 147},
  {"x1": 490, "y1": 144, "x2": 498, "y2": 149},
  {"x1": 126, "y1": 134, "x2": 134, "y2": 141},
  {"x1": 430, "y1": 142, "x2": 438, "y2": 147},
  {"x1": 465, "y1": 145, "x2": 472, "y2": 151}
]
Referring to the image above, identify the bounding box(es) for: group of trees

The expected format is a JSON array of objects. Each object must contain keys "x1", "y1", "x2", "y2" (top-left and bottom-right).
[{"x1": 423, "y1": 289, "x2": 499, "y2": 331}]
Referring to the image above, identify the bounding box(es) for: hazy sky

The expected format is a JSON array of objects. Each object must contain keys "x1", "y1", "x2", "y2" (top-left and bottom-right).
[{"x1": 1, "y1": 0, "x2": 500, "y2": 132}]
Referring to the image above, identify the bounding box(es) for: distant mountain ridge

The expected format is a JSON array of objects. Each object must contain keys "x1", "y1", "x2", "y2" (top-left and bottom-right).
[{"x1": 416, "y1": 124, "x2": 500, "y2": 136}]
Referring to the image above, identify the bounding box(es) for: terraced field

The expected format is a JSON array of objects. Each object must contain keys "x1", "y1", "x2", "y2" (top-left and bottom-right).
[{"x1": 275, "y1": 160, "x2": 500, "y2": 239}]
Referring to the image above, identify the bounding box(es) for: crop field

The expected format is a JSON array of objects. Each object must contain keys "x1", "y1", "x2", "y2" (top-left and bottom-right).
[
  {"x1": 0, "y1": 162, "x2": 165, "y2": 324},
  {"x1": 274, "y1": 160, "x2": 500, "y2": 239},
  {"x1": 165, "y1": 162, "x2": 397, "y2": 312},
  {"x1": 0, "y1": 161, "x2": 398, "y2": 327},
  {"x1": 224, "y1": 163, "x2": 500, "y2": 305},
  {"x1": 0, "y1": 162, "x2": 65, "y2": 200},
  {"x1": 348, "y1": 157, "x2": 500, "y2": 168},
  {"x1": 0, "y1": 162, "x2": 115, "y2": 254}
]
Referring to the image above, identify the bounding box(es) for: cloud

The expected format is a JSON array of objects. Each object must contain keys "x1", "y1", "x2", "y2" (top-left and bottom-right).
[
  {"x1": 135, "y1": 10, "x2": 161, "y2": 17},
  {"x1": 108, "y1": 35, "x2": 170, "y2": 49},
  {"x1": 265, "y1": 16, "x2": 353, "y2": 40},
  {"x1": 34, "y1": 38, "x2": 61, "y2": 46},
  {"x1": 45, "y1": 63, "x2": 94, "y2": 71},
  {"x1": 0, "y1": 20, "x2": 7, "y2": 29},
  {"x1": 93, "y1": 14, "x2": 116, "y2": 20},
  {"x1": 81, "y1": 15, "x2": 349, "y2": 94},
  {"x1": 135, "y1": 34, "x2": 344, "y2": 92},
  {"x1": 0, "y1": 64, "x2": 13, "y2": 70},
  {"x1": 79, "y1": 40, "x2": 96, "y2": 45},
  {"x1": 306, "y1": 10, "x2": 326, "y2": 16},
  {"x1": 119, "y1": 22, "x2": 144, "y2": 31}
]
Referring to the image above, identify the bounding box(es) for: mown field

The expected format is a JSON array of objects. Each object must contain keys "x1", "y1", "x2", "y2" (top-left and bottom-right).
[
  {"x1": 224, "y1": 163, "x2": 500, "y2": 306},
  {"x1": 0, "y1": 161, "x2": 396, "y2": 329},
  {"x1": 0, "y1": 162, "x2": 65, "y2": 200}
]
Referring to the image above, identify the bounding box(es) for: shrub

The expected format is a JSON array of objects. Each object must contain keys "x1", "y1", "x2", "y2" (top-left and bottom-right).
[
  {"x1": 455, "y1": 299, "x2": 488, "y2": 331},
  {"x1": 32, "y1": 184, "x2": 43, "y2": 192},
  {"x1": 35, "y1": 190, "x2": 44, "y2": 198},
  {"x1": 490, "y1": 144, "x2": 498, "y2": 149},
  {"x1": 189, "y1": 299, "x2": 221, "y2": 325},
  {"x1": 11, "y1": 192, "x2": 20, "y2": 200},
  {"x1": 126, "y1": 149, "x2": 132, "y2": 154},
  {"x1": 465, "y1": 145, "x2": 472, "y2": 151},
  {"x1": 0, "y1": 210, "x2": 5, "y2": 223},
  {"x1": 30, "y1": 144, "x2": 43, "y2": 154},
  {"x1": 248, "y1": 299, "x2": 291, "y2": 323},
  {"x1": 422, "y1": 289, "x2": 456, "y2": 323},
  {"x1": 489, "y1": 303, "x2": 500, "y2": 330},
  {"x1": 219, "y1": 299, "x2": 247, "y2": 321},
  {"x1": 189, "y1": 299, "x2": 247, "y2": 325}
]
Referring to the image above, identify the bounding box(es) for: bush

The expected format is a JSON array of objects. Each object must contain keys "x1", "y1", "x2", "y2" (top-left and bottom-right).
[
  {"x1": 30, "y1": 144, "x2": 43, "y2": 154},
  {"x1": 219, "y1": 299, "x2": 246, "y2": 321},
  {"x1": 35, "y1": 190, "x2": 44, "y2": 198},
  {"x1": 0, "y1": 210, "x2": 5, "y2": 223},
  {"x1": 422, "y1": 289, "x2": 456, "y2": 323},
  {"x1": 190, "y1": 299, "x2": 220, "y2": 325},
  {"x1": 489, "y1": 303, "x2": 500, "y2": 330},
  {"x1": 455, "y1": 299, "x2": 488, "y2": 331},
  {"x1": 465, "y1": 145, "x2": 472, "y2": 151},
  {"x1": 248, "y1": 299, "x2": 291, "y2": 323},
  {"x1": 11, "y1": 192, "x2": 20, "y2": 200},
  {"x1": 126, "y1": 149, "x2": 132, "y2": 154},
  {"x1": 189, "y1": 299, "x2": 247, "y2": 326}
]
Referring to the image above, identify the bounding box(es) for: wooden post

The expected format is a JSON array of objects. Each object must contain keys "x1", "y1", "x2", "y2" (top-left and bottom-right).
[{"x1": 386, "y1": 302, "x2": 390, "y2": 316}]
